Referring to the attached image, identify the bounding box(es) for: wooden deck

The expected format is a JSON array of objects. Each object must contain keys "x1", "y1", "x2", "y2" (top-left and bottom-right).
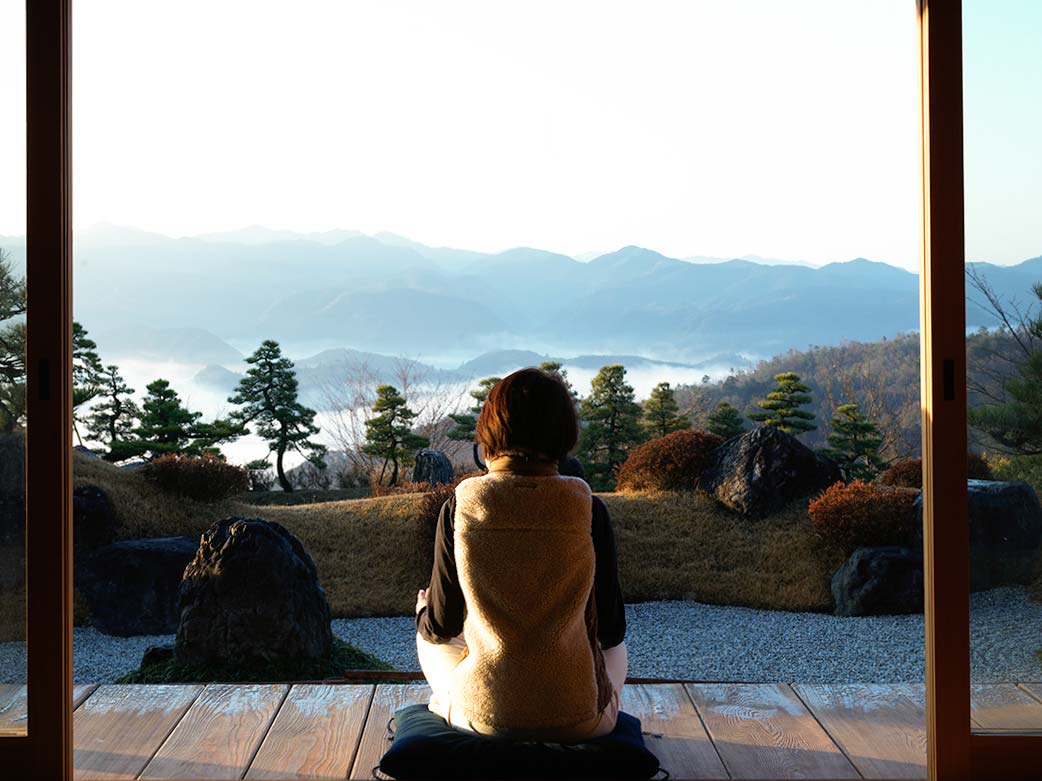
[{"x1": 1, "y1": 681, "x2": 1041, "y2": 779}]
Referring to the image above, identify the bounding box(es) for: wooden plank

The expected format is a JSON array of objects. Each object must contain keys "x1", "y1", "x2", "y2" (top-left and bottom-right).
[
  {"x1": 620, "y1": 684, "x2": 726, "y2": 779},
  {"x1": 140, "y1": 684, "x2": 287, "y2": 780},
  {"x1": 245, "y1": 684, "x2": 373, "y2": 780},
  {"x1": 73, "y1": 684, "x2": 97, "y2": 710},
  {"x1": 794, "y1": 683, "x2": 927, "y2": 779},
  {"x1": 0, "y1": 684, "x2": 27, "y2": 733},
  {"x1": 687, "y1": 683, "x2": 860, "y2": 780},
  {"x1": 970, "y1": 684, "x2": 1042, "y2": 731},
  {"x1": 1019, "y1": 682, "x2": 1042, "y2": 704},
  {"x1": 73, "y1": 684, "x2": 202, "y2": 781},
  {"x1": 0, "y1": 683, "x2": 94, "y2": 733},
  {"x1": 350, "y1": 684, "x2": 430, "y2": 780}
]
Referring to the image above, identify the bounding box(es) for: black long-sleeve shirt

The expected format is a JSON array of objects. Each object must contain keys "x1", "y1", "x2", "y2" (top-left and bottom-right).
[{"x1": 416, "y1": 493, "x2": 627, "y2": 649}]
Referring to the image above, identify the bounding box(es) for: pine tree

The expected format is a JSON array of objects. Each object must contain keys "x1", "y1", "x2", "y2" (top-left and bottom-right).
[
  {"x1": 642, "y1": 381, "x2": 690, "y2": 438},
  {"x1": 72, "y1": 322, "x2": 105, "y2": 445},
  {"x1": 229, "y1": 339, "x2": 325, "y2": 492},
  {"x1": 820, "y1": 403, "x2": 884, "y2": 481},
  {"x1": 749, "y1": 372, "x2": 817, "y2": 435},
  {"x1": 86, "y1": 364, "x2": 140, "y2": 458},
  {"x1": 578, "y1": 365, "x2": 644, "y2": 490},
  {"x1": 706, "y1": 401, "x2": 746, "y2": 439},
  {"x1": 0, "y1": 248, "x2": 26, "y2": 432},
  {"x1": 363, "y1": 384, "x2": 430, "y2": 486},
  {"x1": 123, "y1": 379, "x2": 204, "y2": 458},
  {"x1": 447, "y1": 376, "x2": 500, "y2": 441},
  {"x1": 969, "y1": 282, "x2": 1042, "y2": 454}
]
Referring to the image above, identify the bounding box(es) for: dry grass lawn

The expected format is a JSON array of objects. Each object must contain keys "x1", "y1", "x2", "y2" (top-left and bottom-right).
[
  {"x1": 35, "y1": 454, "x2": 1042, "y2": 640},
  {"x1": 67, "y1": 456, "x2": 842, "y2": 618}
]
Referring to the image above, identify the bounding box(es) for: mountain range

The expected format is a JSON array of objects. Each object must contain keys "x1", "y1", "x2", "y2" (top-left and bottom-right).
[{"x1": 2, "y1": 225, "x2": 1040, "y2": 366}]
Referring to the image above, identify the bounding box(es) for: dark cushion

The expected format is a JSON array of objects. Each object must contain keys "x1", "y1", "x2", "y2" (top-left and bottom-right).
[{"x1": 377, "y1": 704, "x2": 660, "y2": 780}]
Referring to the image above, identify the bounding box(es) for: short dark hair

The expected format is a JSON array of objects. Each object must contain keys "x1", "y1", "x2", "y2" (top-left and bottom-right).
[{"x1": 476, "y1": 368, "x2": 579, "y2": 461}]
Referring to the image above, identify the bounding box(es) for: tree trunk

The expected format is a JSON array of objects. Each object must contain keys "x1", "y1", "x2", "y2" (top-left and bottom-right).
[
  {"x1": 276, "y1": 445, "x2": 292, "y2": 492},
  {"x1": 390, "y1": 454, "x2": 399, "y2": 486}
]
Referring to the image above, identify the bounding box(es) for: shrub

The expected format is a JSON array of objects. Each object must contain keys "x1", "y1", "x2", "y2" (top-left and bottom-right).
[
  {"x1": 143, "y1": 453, "x2": 249, "y2": 502},
  {"x1": 615, "y1": 429, "x2": 723, "y2": 493},
  {"x1": 988, "y1": 454, "x2": 1042, "y2": 492},
  {"x1": 808, "y1": 480, "x2": 920, "y2": 551},
  {"x1": 878, "y1": 454, "x2": 993, "y2": 488},
  {"x1": 878, "y1": 458, "x2": 921, "y2": 488},
  {"x1": 245, "y1": 459, "x2": 275, "y2": 492}
]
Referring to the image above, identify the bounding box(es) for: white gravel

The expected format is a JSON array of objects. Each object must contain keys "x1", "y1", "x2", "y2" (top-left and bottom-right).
[{"x1": 1, "y1": 588, "x2": 1039, "y2": 684}]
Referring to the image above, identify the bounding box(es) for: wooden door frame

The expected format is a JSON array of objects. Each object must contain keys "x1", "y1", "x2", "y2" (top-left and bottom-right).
[
  {"x1": 920, "y1": 2, "x2": 1042, "y2": 778},
  {"x1": 3, "y1": 1, "x2": 1040, "y2": 779},
  {"x1": 0, "y1": 0, "x2": 75, "y2": 779}
]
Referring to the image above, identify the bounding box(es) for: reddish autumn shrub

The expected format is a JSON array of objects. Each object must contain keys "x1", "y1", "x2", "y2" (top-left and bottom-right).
[
  {"x1": 878, "y1": 458, "x2": 921, "y2": 488},
  {"x1": 808, "y1": 480, "x2": 920, "y2": 551},
  {"x1": 615, "y1": 429, "x2": 723, "y2": 493},
  {"x1": 878, "y1": 453, "x2": 993, "y2": 488},
  {"x1": 143, "y1": 453, "x2": 249, "y2": 502}
]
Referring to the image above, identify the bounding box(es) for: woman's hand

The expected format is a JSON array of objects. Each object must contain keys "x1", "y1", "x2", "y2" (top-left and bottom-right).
[{"x1": 416, "y1": 588, "x2": 428, "y2": 615}]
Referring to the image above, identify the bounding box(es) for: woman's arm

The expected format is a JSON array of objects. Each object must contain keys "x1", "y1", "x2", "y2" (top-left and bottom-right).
[
  {"x1": 592, "y1": 495, "x2": 626, "y2": 648},
  {"x1": 415, "y1": 495, "x2": 466, "y2": 643}
]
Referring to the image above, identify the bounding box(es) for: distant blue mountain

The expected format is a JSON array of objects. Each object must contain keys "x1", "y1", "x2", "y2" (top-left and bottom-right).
[{"x1": 4, "y1": 224, "x2": 1036, "y2": 364}]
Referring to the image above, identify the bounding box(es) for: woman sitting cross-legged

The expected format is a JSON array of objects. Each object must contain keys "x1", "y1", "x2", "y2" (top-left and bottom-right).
[{"x1": 415, "y1": 367, "x2": 628, "y2": 742}]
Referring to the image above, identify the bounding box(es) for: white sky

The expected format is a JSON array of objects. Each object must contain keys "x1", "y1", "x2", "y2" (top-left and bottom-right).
[{"x1": 2, "y1": 1, "x2": 1039, "y2": 269}]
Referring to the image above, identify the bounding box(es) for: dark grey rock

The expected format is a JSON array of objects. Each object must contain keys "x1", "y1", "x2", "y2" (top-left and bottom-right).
[
  {"x1": 73, "y1": 485, "x2": 118, "y2": 553},
  {"x1": 914, "y1": 479, "x2": 1042, "y2": 591},
  {"x1": 175, "y1": 517, "x2": 332, "y2": 666},
  {"x1": 412, "y1": 449, "x2": 454, "y2": 487},
  {"x1": 832, "y1": 546, "x2": 924, "y2": 616},
  {"x1": 77, "y1": 536, "x2": 199, "y2": 636},
  {"x1": 140, "y1": 644, "x2": 175, "y2": 668},
  {"x1": 703, "y1": 426, "x2": 841, "y2": 517}
]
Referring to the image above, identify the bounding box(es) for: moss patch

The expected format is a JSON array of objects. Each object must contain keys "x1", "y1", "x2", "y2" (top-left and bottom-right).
[{"x1": 116, "y1": 638, "x2": 391, "y2": 684}]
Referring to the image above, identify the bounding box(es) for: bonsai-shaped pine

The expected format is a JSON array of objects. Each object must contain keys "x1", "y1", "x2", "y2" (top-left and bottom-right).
[
  {"x1": 447, "y1": 376, "x2": 501, "y2": 442},
  {"x1": 706, "y1": 401, "x2": 746, "y2": 440},
  {"x1": 87, "y1": 364, "x2": 141, "y2": 459},
  {"x1": 749, "y1": 372, "x2": 817, "y2": 436},
  {"x1": 820, "y1": 403, "x2": 885, "y2": 481},
  {"x1": 72, "y1": 322, "x2": 105, "y2": 445},
  {"x1": 229, "y1": 339, "x2": 326, "y2": 493},
  {"x1": 112, "y1": 379, "x2": 205, "y2": 460},
  {"x1": 0, "y1": 248, "x2": 26, "y2": 432},
  {"x1": 363, "y1": 384, "x2": 430, "y2": 487},
  {"x1": 578, "y1": 365, "x2": 645, "y2": 491},
  {"x1": 641, "y1": 381, "x2": 690, "y2": 438},
  {"x1": 969, "y1": 282, "x2": 1042, "y2": 455}
]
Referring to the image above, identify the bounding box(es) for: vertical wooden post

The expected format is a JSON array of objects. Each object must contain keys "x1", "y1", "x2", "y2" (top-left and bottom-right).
[
  {"x1": 25, "y1": 0, "x2": 74, "y2": 778},
  {"x1": 918, "y1": 1, "x2": 971, "y2": 779}
]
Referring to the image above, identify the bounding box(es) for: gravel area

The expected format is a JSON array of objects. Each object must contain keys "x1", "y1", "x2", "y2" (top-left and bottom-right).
[{"x1": 1, "y1": 588, "x2": 1039, "y2": 684}]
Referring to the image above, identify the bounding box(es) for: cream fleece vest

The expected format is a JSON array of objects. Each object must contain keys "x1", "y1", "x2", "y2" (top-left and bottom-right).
[{"x1": 449, "y1": 471, "x2": 612, "y2": 734}]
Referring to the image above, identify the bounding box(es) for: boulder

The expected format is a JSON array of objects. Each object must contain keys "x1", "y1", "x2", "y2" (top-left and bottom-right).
[
  {"x1": 76, "y1": 536, "x2": 199, "y2": 636},
  {"x1": 914, "y1": 479, "x2": 1042, "y2": 591},
  {"x1": 832, "y1": 546, "x2": 924, "y2": 616},
  {"x1": 412, "y1": 449, "x2": 454, "y2": 487},
  {"x1": 703, "y1": 426, "x2": 841, "y2": 517},
  {"x1": 175, "y1": 517, "x2": 332, "y2": 666},
  {"x1": 73, "y1": 485, "x2": 118, "y2": 553}
]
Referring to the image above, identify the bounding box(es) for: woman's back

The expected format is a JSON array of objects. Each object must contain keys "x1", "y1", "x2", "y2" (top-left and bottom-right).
[{"x1": 449, "y1": 471, "x2": 613, "y2": 734}]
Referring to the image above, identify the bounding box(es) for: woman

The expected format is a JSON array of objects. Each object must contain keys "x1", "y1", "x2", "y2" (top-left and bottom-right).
[{"x1": 415, "y1": 367, "x2": 628, "y2": 742}]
